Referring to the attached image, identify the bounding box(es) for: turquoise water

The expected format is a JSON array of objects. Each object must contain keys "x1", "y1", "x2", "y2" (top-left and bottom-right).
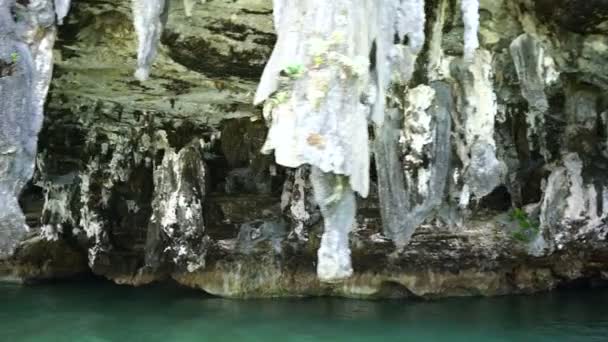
[{"x1": 1, "y1": 281, "x2": 608, "y2": 341}]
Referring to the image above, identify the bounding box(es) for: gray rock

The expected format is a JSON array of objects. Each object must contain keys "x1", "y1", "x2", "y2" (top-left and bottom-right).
[{"x1": 1, "y1": 0, "x2": 608, "y2": 298}]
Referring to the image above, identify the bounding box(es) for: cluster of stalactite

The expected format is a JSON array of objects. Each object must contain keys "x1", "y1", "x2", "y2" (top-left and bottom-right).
[
  {"x1": 252, "y1": 0, "x2": 481, "y2": 281},
  {"x1": 125, "y1": 0, "x2": 608, "y2": 287},
  {"x1": 1, "y1": 0, "x2": 482, "y2": 283}
]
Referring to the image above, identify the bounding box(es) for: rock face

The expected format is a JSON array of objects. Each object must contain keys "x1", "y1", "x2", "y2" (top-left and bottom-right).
[
  {"x1": 1, "y1": 0, "x2": 608, "y2": 298},
  {"x1": 0, "y1": 0, "x2": 60, "y2": 259}
]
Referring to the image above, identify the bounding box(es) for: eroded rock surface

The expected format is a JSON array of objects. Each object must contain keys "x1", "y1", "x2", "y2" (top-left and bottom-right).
[{"x1": 1, "y1": 0, "x2": 607, "y2": 298}]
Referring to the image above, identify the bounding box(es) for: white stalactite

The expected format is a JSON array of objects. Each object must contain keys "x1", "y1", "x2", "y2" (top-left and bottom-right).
[
  {"x1": 458, "y1": 50, "x2": 507, "y2": 206},
  {"x1": 398, "y1": 0, "x2": 426, "y2": 54},
  {"x1": 257, "y1": 0, "x2": 373, "y2": 197},
  {"x1": 132, "y1": 0, "x2": 167, "y2": 81},
  {"x1": 371, "y1": 0, "x2": 426, "y2": 125},
  {"x1": 311, "y1": 168, "x2": 355, "y2": 282},
  {"x1": 53, "y1": 0, "x2": 71, "y2": 25},
  {"x1": 461, "y1": 0, "x2": 479, "y2": 61},
  {"x1": 257, "y1": 0, "x2": 429, "y2": 281},
  {"x1": 373, "y1": 0, "x2": 428, "y2": 246},
  {"x1": 30, "y1": 29, "x2": 57, "y2": 142},
  {"x1": 510, "y1": 34, "x2": 552, "y2": 157}
]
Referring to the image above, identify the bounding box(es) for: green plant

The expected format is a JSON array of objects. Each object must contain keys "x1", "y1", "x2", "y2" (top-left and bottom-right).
[
  {"x1": 10, "y1": 52, "x2": 19, "y2": 63},
  {"x1": 509, "y1": 208, "x2": 540, "y2": 242},
  {"x1": 283, "y1": 64, "x2": 305, "y2": 79}
]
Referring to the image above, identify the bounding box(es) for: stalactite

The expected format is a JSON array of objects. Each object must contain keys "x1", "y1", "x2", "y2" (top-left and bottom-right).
[
  {"x1": 256, "y1": 0, "x2": 373, "y2": 196},
  {"x1": 510, "y1": 34, "x2": 551, "y2": 157},
  {"x1": 53, "y1": 0, "x2": 71, "y2": 25},
  {"x1": 427, "y1": 0, "x2": 450, "y2": 80},
  {"x1": 461, "y1": 0, "x2": 480, "y2": 61},
  {"x1": 374, "y1": 83, "x2": 453, "y2": 246},
  {"x1": 0, "y1": 0, "x2": 63, "y2": 257},
  {"x1": 373, "y1": 0, "x2": 428, "y2": 246},
  {"x1": 26, "y1": 4, "x2": 57, "y2": 144},
  {"x1": 257, "y1": 0, "x2": 432, "y2": 281},
  {"x1": 0, "y1": 0, "x2": 30, "y2": 258},
  {"x1": 374, "y1": 107, "x2": 409, "y2": 245},
  {"x1": 456, "y1": 50, "x2": 507, "y2": 207},
  {"x1": 131, "y1": 0, "x2": 168, "y2": 81},
  {"x1": 370, "y1": 0, "x2": 426, "y2": 125},
  {"x1": 310, "y1": 168, "x2": 355, "y2": 282},
  {"x1": 257, "y1": 0, "x2": 376, "y2": 282},
  {"x1": 398, "y1": 0, "x2": 426, "y2": 53}
]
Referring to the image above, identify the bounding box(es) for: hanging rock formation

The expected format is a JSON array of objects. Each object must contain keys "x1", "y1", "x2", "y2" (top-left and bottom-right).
[
  {"x1": 132, "y1": 0, "x2": 168, "y2": 81},
  {"x1": 253, "y1": 0, "x2": 481, "y2": 280},
  {"x1": 0, "y1": 0, "x2": 60, "y2": 258},
  {"x1": 0, "y1": 0, "x2": 608, "y2": 298}
]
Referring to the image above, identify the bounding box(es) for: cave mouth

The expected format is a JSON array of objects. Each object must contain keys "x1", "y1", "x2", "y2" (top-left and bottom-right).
[
  {"x1": 18, "y1": 182, "x2": 45, "y2": 228},
  {"x1": 556, "y1": 276, "x2": 608, "y2": 291},
  {"x1": 479, "y1": 185, "x2": 512, "y2": 212}
]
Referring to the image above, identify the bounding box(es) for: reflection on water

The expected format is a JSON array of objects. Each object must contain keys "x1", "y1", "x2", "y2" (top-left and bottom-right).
[{"x1": 1, "y1": 281, "x2": 607, "y2": 341}]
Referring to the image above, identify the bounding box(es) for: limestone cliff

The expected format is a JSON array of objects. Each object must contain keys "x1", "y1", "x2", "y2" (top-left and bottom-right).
[{"x1": 1, "y1": 0, "x2": 608, "y2": 298}]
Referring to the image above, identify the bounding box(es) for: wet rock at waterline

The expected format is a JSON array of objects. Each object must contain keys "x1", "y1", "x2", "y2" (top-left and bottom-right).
[{"x1": 1, "y1": 0, "x2": 608, "y2": 298}]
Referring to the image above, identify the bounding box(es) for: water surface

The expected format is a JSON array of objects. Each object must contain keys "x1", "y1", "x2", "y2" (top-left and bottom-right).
[{"x1": 1, "y1": 281, "x2": 607, "y2": 341}]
